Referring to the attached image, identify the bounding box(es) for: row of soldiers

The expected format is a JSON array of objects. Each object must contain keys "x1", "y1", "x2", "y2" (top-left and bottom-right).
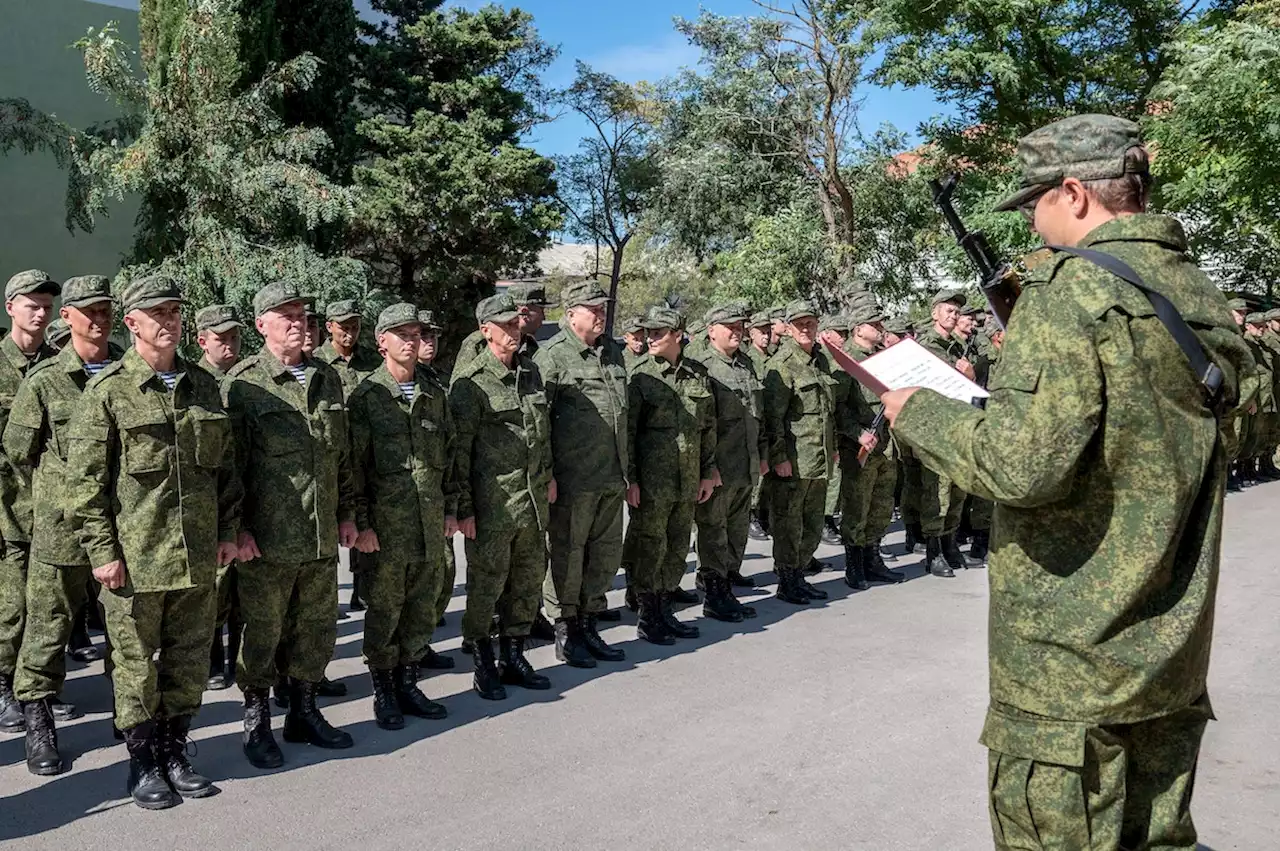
[{"x1": 1226, "y1": 300, "x2": 1280, "y2": 487}]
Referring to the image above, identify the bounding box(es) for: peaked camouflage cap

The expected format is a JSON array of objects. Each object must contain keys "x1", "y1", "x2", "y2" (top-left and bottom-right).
[
  {"x1": 376, "y1": 302, "x2": 421, "y2": 336},
  {"x1": 1226, "y1": 298, "x2": 1249, "y2": 311},
  {"x1": 1264, "y1": 308, "x2": 1280, "y2": 322},
  {"x1": 560, "y1": 279, "x2": 611, "y2": 308},
  {"x1": 881, "y1": 315, "x2": 911, "y2": 335},
  {"x1": 748, "y1": 309, "x2": 773, "y2": 329},
  {"x1": 704, "y1": 301, "x2": 750, "y2": 326},
  {"x1": 6, "y1": 270, "x2": 61, "y2": 301},
  {"x1": 818, "y1": 314, "x2": 854, "y2": 333},
  {"x1": 195, "y1": 304, "x2": 241, "y2": 333},
  {"x1": 121, "y1": 274, "x2": 184, "y2": 313},
  {"x1": 994, "y1": 114, "x2": 1146, "y2": 212},
  {"x1": 640, "y1": 304, "x2": 684, "y2": 331},
  {"x1": 417, "y1": 309, "x2": 442, "y2": 331},
  {"x1": 254, "y1": 280, "x2": 313, "y2": 316},
  {"x1": 61, "y1": 275, "x2": 113, "y2": 309},
  {"x1": 507, "y1": 282, "x2": 554, "y2": 307},
  {"x1": 45, "y1": 318, "x2": 72, "y2": 347},
  {"x1": 784, "y1": 299, "x2": 818, "y2": 322},
  {"x1": 931, "y1": 289, "x2": 967, "y2": 308},
  {"x1": 1246, "y1": 312, "x2": 1268, "y2": 325},
  {"x1": 326, "y1": 299, "x2": 361, "y2": 322},
  {"x1": 849, "y1": 302, "x2": 886, "y2": 326},
  {"x1": 620, "y1": 315, "x2": 645, "y2": 334},
  {"x1": 476, "y1": 293, "x2": 519, "y2": 325}
]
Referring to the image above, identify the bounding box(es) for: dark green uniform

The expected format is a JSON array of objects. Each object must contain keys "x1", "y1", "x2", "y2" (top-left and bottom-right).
[
  {"x1": 314, "y1": 340, "x2": 381, "y2": 398},
  {"x1": 746, "y1": 341, "x2": 773, "y2": 531},
  {"x1": 913, "y1": 326, "x2": 967, "y2": 538},
  {"x1": 196, "y1": 354, "x2": 240, "y2": 659},
  {"x1": 837, "y1": 341, "x2": 896, "y2": 547}
]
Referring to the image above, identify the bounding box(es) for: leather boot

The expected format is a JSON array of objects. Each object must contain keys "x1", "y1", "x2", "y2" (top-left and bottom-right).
[
  {"x1": 637, "y1": 593, "x2": 675, "y2": 645},
  {"x1": 863, "y1": 545, "x2": 904, "y2": 584},
  {"x1": 460, "y1": 637, "x2": 476, "y2": 655},
  {"x1": 968, "y1": 530, "x2": 990, "y2": 565},
  {"x1": 624, "y1": 585, "x2": 638, "y2": 612},
  {"x1": 796, "y1": 569, "x2": 829, "y2": 600},
  {"x1": 774, "y1": 568, "x2": 810, "y2": 605},
  {"x1": 207, "y1": 624, "x2": 229, "y2": 690},
  {"x1": 273, "y1": 676, "x2": 290, "y2": 709},
  {"x1": 821, "y1": 515, "x2": 842, "y2": 544},
  {"x1": 554, "y1": 618, "x2": 597, "y2": 669},
  {"x1": 595, "y1": 607, "x2": 622, "y2": 622},
  {"x1": 348, "y1": 573, "x2": 366, "y2": 612},
  {"x1": 748, "y1": 511, "x2": 769, "y2": 540},
  {"x1": 370, "y1": 668, "x2": 404, "y2": 730},
  {"x1": 702, "y1": 574, "x2": 745, "y2": 623},
  {"x1": 472, "y1": 640, "x2": 507, "y2": 701},
  {"x1": 0, "y1": 673, "x2": 24, "y2": 732},
  {"x1": 282, "y1": 679, "x2": 354, "y2": 749},
  {"x1": 419, "y1": 644, "x2": 455, "y2": 670},
  {"x1": 499, "y1": 636, "x2": 551, "y2": 690},
  {"x1": 23, "y1": 698, "x2": 63, "y2": 776},
  {"x1": 124, "y1": 721, "x2": 181, "y2": 810},
  {"x1": 1227, "y1": 463, "x2": 1243, "y2": 492},
  {"x1": 48, "y1": 696, "x2": 78, "y2": 720},
  {"x1": 843, "y1": 545, "x2": 869, "y2": 590},
  {"x1": 68, "y1": 605, "x2": 100, "y2": 663},
  {"x1": 803, "y1": 557, "x2": 825, "y2": 576},
  {"x1": 725, "y1": 581, "x2": 757, "y2": 619},
  {"x1": 669, "y1": 586, "x2": 700, "y2": 605},
  {"x1": 243, "y1": 687, "x2": 284, "y2": 768},
  {"x1": 926, "y1": 537, "x2": 954, "y2": 578},
  {"x1": 904, "y1": 523, "x2": 923, "y2": 555},
  {"x1": 579, "y1": 614, "x2": 626, "y2": 661},
  {"x1": 160, "y1": 716, "x2": 215, "y2": 798},
  {"x1": 397, "y1": 663, "x2": 447, "y2": 718},
  {"x1": 943, "y1": 533, "x2": 979, "y2": 570},
  {"x1": 728, "y1": 569, "x2": 756, "y2": 589},
  {"x1": 316, "y1": 676, "x2": 347, "y2": 698},
  {"x1": 530, "y1": 610, "x2": 556, "y2": 641},
  {"x1": 660, "y1": 592, "x2": 701, "y2": 638}
]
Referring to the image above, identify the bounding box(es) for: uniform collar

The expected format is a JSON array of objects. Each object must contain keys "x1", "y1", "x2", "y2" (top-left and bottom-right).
[
  {"x1": 0, "y1": 334, "x2": 53, "y2": 374},
  {"x1": 121, "y1": 347, "x2": 191, "y2": 390},
  {"x1": 261, "y1": 350, "x2": 317, "y2": 382}
]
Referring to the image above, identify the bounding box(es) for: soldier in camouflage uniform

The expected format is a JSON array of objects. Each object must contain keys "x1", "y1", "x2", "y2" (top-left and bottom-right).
[
  {"x1": 4, "y1": 276, "x2": 119, "y2": 775},
  {"x1": 954, "y1": 304, "x2": 995, "y2": 563},
  {"x1": 762, "y1": 299, "x2": 836, "y2": 605},
  {"x1": 450, "y1": 283, "x2": 552, "y2": 382},
  {"x1": 0, "y1": 270, "x2": 62, "y2": 734},
  {"x1": 451, "y1": 294, "x2": 555, "y2": 700},
  {"x1": 1242, "y1": 313, "x2": 1280, "y2": 482},
  {"x1": 623, "y1": 305, "x2": 717, "y2": 644},
  {"x1": 224, "y1": 281, "x2": 359, "y2": 769},
  {"x1": 621, "y1": 315, "x2": 646, "y2": 370},
  {"x1": 534, "y1": 280, "x2": 628, "y2": 668},
  {"x1": 194, "y1": 304, "x2": 244, "y2": 691},
  {"x1": 66, "y1": 275, "x2": 242, "y2": 809},
  {"x1": 303, "y1": 306, "x2": 324, "y2": 356},
  {"x1": 882, "y1": 115, "x2": 1256, "y2": 850},
  {"x1": 44, "y1": 319, "x2": 71, "y2": 350},
  {"x1": 745, "y1": 310, "x2": 774, "y2": 544},
  {"x1": 1224, "y1": 300, "x2": 1264, "y2": 489},
  {"x1": 1253, "y1": 310, "x2": 1280, "y2": 478},
  {"x1": 818, "y1": 314, "x2": 853, "y2": 548},
  {"x1": 349, "y1": 304, "x2": 453, "y2": 726},
  {"x1": 691, "y1": 302, "x2": 764, "y2": 620}
]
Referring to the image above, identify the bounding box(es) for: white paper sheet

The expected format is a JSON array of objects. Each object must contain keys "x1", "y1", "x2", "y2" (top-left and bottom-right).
[{"x1": 859, "y1": 338, "x2": 989, "y2": 403}]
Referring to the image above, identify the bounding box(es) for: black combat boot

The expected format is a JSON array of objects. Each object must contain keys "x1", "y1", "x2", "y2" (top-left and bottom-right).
[
  {"x1": 943, "y1": 533, "x2": 980, "y2": 570},
  {"x1": 48, "y1": 696, "x2": 77, "y2": 720},
  {"x1": 728, "y1": 569, "x2": 756, "y2": 589},
  {"x1": 904, "y1": 523, "x2": 923, "y2": 555},
  {"x1": 725, "y1": 580, "x2": 757, "y2": 619},
  {"x1": 1261, "y1": 456, "x2": 1280, "y2": 480},
  {"x1": 579, "y1": 614, "x2": 626, "y2": 661},
  {"x1": 273, "y1": 676, "x2": 290, "y2": 710},
  {"x1": 803, "y1": 557, "x2": 825, "y2": 576},
  {"x1": 669, "y1": 586, "x2": 700, "y2": 605},
  {"x1": 0, "y1": 673, "x2": 23, "y2": 732},
  {"x1": 396, "y1": 663, "x2": 447, "y2": 718},
  {"x1": 68, "y1": 605, "x2": 100, "y2": 663},
  {"x1": 370, "y1": 668, "x2": 404, "y2": 730},
  {"x1": 498, "y1": 636, "x2": 551, "y2": 690},
  {"x1": 659, "y1": 592, "x2": 701, "y2": 639},
  {"x1": 123, "y1": 721, "x2": 181, "y2": 810},
  {"x1": 863, "y1": 544, "x2": 904, "y2": 584},
  {"x1": 821, "y1": 515, "x2": 842, "y2": 545},
  {"x1": 796, "y1": 567, "x2": 829, "y2": 600},
  {"x1": 748, "y1": 511, "x2": 769, "y2": 540},
  {"x1": 348, "y1": 573, "x2": 366, "y2": 612},
  {"x1": 624, "y1": 585, "x2": 639, "y2": 612},
  {"x1": 1227, "y1": 463, "x2": 1243, "y2": 492},
  {"x1": 843, "y1": 545, "x2": 869, "y2": 590},
  {"x1": 282, "y1": 680, "x2": 354, "y2": 749},
  {"x1": 553, "y1": 618, "x2": 597, "y2": 669},
  {"x1": 316, "y1": 676, "x2": 347, "y2": 698},
  {"x1": 530, "y1": 610, "x2": 556, "y2": 641},
  {"x1": 637, "y1": 593, "x2": 675, "y2": 645},
  {"x1": 160, "y1": 716, "x2": 215, "y2": 798},
  {"x1": 419, "y1": 644, "x2": 455, "y2": 670},
  {"x1": 774, "y1": 568, "x2": 810, "y2": 605},
  {"x1": 472, "y1": 640, "x2": 507, "y2": 701},
  {"x1": 207, "y1": 624, "x2": 229, "y2": 690},
  {"x1": 968, "y1": 530, "x2": 990, "y2": 565},
  {"x1": 702, "y1": 574, "x2": 745, "y2": 623},
  {"x1": 243, "y1": 687, "x2": 284, "y2": 769},
  {"x1": 595, "y1": 607, "x2": 622, "y2": 622},
  {"x1": 926, "y1": 537, "x2": 954, "y2": 578},
  {"x1": 23, "y1": 698, "x2": 63, "y2": 776}
]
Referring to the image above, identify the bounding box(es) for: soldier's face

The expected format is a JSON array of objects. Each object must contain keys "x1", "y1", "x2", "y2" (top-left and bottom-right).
[
  {"x1": 709, "y1": 321, "x2": 743, "y2": 354},
  {"x1": 956, "y1": 315, "x2": 975, "y2": 335},
  {"x1": 258, "y1": 301, "x2": 307, "y2": 356},
  {"x1": 883, "y1": 331, "x2": 902, "y2": 347},
  {"x1": 624, "y1": 331, "x2": 646, "y2": 354},
  {"x1": 1270, "y1": 320, "x2": 1280, "y2": 335},
  {"x1": 327, "y1": 318, "x2": 360, "y2": 349},
  {"x1": 647, "y1": 327, "x2": 682, "y2": 361},
  {"x1": 7, "y1": 293, "x2": 54, "y2": 335},
  {"x1": 749, "y1": 326, "x2": 769, "y2": 349},
  {"x1": 519, "y1": 305, "x2": 545, "y2": 335},
  {"x1": 992, "y1": 330, "x2": 1005, "y2": 349},
  {"x1": 568, "y1": 304, "x2": 606, "y2": 342},
  {"x1": 418, "y1": 331, "x2": 438, "y2": 364},
  {"x1": 379, "y1": 324, "x2": 421, "y2": 369},
  {"x1": 858, "y1": 321, "x2": 884, "y2": 347},
  {"x1": 303, "y1": 317, "x2": 322, "y2": 354},
  {"x1": 933, "y1": 303, "x2": 959, "y2": 331},
  {"x1": 63, "y1": 302, "x2": 114, "y2": 345},
  {"x1": 771, "y1": 321, "x2": 786, "y2": 344},
  {"x1": 1230, "y1": 309, "x2": 1246, "y2": 328},
  {"x1": 198, "y1": 326, "x2": 241, "y2": 367},
  {"x1": 482, "y1": 317, "x2": 521, "y2": 358},
  {"x1": 125, "y1": 301, "x2": 182, "y2": 353},
  {"x1": 789, "y1": 317, "x2": 818, "y2": 348}
]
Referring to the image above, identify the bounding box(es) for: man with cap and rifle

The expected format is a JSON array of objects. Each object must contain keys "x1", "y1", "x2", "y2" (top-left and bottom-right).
[{"x1": 882, "y1": 114, "x2": 1255, "y2": 849}]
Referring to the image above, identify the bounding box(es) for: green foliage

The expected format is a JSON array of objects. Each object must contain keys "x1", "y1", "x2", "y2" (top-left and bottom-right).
[{"x1": 715, "y1": 197, "x2": 838, "y2": 309}]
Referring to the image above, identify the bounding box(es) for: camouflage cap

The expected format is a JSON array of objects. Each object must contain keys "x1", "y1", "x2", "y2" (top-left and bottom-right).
[
  {"x1": 748, "y1": 309, "x2": 773, "y2": 329},
  {"x1": 45, "y1": 317, "x2": 71, "y2": 347},
  {"x1": 561, "y1": 279, "x2": 611, "y2": 308},
  {"x1": 640, "y1": 304, "x2": 684, "y2": 331},
  {"x1": 1246, "y1": 312, "x2": 1268, "y2": 325},
  {"x1": 417, "y1": 309, "x2": 442, "y2": 332},
  {"x1": 994, "y1": 114, "x2": 1145, "y2": 212},
  {"x1": 376, "y1": 302, "x2": 421, "y2": 336},
  {"x1": 784, "y1": 299, "x2": 818, "y2": 322},
  {"x1": 849, "y1": 302, "x2": 886, "y2": 326},
  {"x1": 61, "y1": 275, "x2": 113, "y2": 309},
  {"x1": 881, "y1": 315, "x2": 910, "y2": 336},
  {"x1": 704, "y1": 301, "x2": 749, "y2": 326},
  {"x1": 769, "y1": 305, "x2": 787, "y2": 321},
  {"x1": 476, "y1": 293, "x2": 519, "y2": 325},
  {"x1": 325, "y1": 299, "x2": 361, "y2": 322},
  {"x1": 931, "y1": 289, "x2": 967, "y2": 308},
  {"x1": 5, "y1": 270, "x2": 61, "y2": 302},
  {"x1": 620, "y1": 315, "x2": 645, "y2": 335},
  {"x1": 1264, "y1": 308, "x2": 1280, "y2": 322},
  {"x1": 818, "y1": 314, "x2": 853, "y2": 333},
  {"x1": 305, "y1": 305, "x2": 321, "y2": 321},
  {"x1": 120, "y1": 274, "x2": 184, "y2": 313},
  {"x1": 1226, "y1": 298, "x2": 1249, "y2": 311},
  {"x1": 254, "y1": 281, "x2": 313, "y2": 317},
  {"x1": 507, "y1": 282, "x2": 554, "y2": 308},
  {"x1": 686, "y1": 319, "x2": 706, "y2": 337},
  {"x1": 195, "y1": 304, "x2": 241, "y2": 333},
  {"x1": 959, "y1": 303, "x2": 982, "y2": 316}
]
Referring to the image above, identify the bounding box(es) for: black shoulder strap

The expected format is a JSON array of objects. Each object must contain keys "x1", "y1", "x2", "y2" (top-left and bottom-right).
[{"x1": 1047, "y1": 244, "x2": 1224, "y2": 407}]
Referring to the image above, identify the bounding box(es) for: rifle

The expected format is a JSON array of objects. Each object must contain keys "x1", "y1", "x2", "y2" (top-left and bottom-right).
[
  {"x1": 821, "y1": 337, "x2": 888, "y2": 467},
  {"x1": 929, "y1": 175, "x2": 1021, "y2": 330}
]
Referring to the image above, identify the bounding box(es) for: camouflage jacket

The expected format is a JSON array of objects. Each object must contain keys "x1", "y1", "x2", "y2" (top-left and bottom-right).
[
  {"x1": 450, "y1": 330, "x2": 539, "y2": 385},
  {"x1": 0, "y1": 334, "x2": 58, "y2": 544},
  {"x1": 623, "y1": 346, "x2": 647, "y2": 373},
  {"x1": 916, "y1": 326, "x2": 964, "y2": 367},
  {"x1": 763, "y1": 338, "x2": 837, "y2": 480},
  {"x1": 745, "y1": 344, "x2": 770, "y2": 380},
  {"x1": 534, "y1": 329, "x2": 628, "y2": 496},
  {"x1": 3, "y1": 343, "x2": 123, "y2": 566},
  {"x1": 315, "y1": 340, "x2": 381, "y2": 399},
  {"x1": 1258, "y1": 331, "x2": 1280, "y2": 404},
  {"x1": 197, "y1": 355, "x2": 235, "y2": 379},
  {"x1": 1244, "y1": 337, "x2": 1276, "y2": 413},
  {"x1": 954, "y1": 332, "x2": 994, "y2": 387},
  {"x1": 893, "y1": 214, "x2": 1255, "y2": 724},
  {"x1": 627, "y1": 353, "x2": 717, "y2": 501},
  {"x1": 349, "y1": 363, "x2": 455, "y2": 563},
  {"x1": 693, "y1": 344, "x2": 766, "y2": 489},
  {"x1": 834, "y1": 341, "x2": 883, "y2": 460},
  {"x1": 223, "y1": 352, "x2": 355, "y2": 563},
  {"x1": 449, "y1": 348, "x2": 551, "y2": 530},
  {"x1": 65, "y1": 349, "x2": 242, "y2": 591}
]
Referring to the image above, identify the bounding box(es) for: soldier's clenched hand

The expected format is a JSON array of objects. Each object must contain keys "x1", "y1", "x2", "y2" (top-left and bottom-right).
[
  {"x1": 95, "y1": 560, "x2": 126, "y2": 590},
  {"x1": 548, "y1": 478, "x2": 558, "y2": 505},
  {"x1": 338, "y1": 520, "x2": 358, "y2": 549},
  {"x1": 625, "y1": 483, "x2": 640, "y2": 508},
  {"x1": 773, "y1": 460, "x2": 793, "y2": 478},
  {"x1": 236, "y1": 531, "x2": 262, "y2": 563},
  {"x1": 354, "y1": 528, "x2": 380, "y2": 554},
  {"x1": 216, "y1": 542, "x2": 239, "y2": 566},
  {"x1": 444, "y1": 515, "x2": 458, "y2": 537},
  {"x1": 696, "y1": 478, "x2": 716, "y2": 504},
  {"x1": 458, "y1": 517, "x2": 477, "y2": 540}
]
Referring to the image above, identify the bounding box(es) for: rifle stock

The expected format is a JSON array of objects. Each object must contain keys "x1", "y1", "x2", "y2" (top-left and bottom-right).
[{"x1": 929, "y1": 175, "x2": 1021, "y2": 330}]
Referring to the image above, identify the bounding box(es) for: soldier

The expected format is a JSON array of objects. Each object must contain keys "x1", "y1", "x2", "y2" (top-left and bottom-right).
[
  {"x1": 44, "y1": 319, "x2": 71, "y2": 351},
  {"x1": 763, "y1": 299, "x2": 836, "y2": 605},
  {"x1": 302, "y1": 306, "x2": 324, "y2": 356},
  {"x1": 954, "y1": 304, "x2": 995, "y2": 563},
  {"x1": 881, "y1": 315, "x2": 909, "y2": 348},
  {"x1": 0, "y1": 270, "x2": 61, "y2": 734},
  {"x1": 621, "y1": 316, "x2": 646, "y2": 369},
  {"x1": 745, "y1": 310, "x2": 774, "y2": 542},
  {"x1": 66, "y1": 274, "x2": 242, "y2": 808},
  {"x1": 882, "y1": 114, "x2": 1255, "y2": 848},
  {"x1": 195, "y1": 304, "x2": 243, "y2": 690},
  {"x1": 348, "y1": 304, "x2": 453, "y2": 726},
  {"x1": 4, "y1": 275, "x2": 120, "y2": 775},
  {"x1": 1224, "y1": 300, "x2": 1262, "y2": 490},
  {"x1": 451, "y1": 283, "x2": 552, "y2": 382},
  {"x1": 1243, "y1": 313, "x2": 1279, "y2": 482},
  {"x1": 691, "y1": 301, "x2": 764, "y2": 616},
  {"x1": 623, "y1": 305, "x2": 717, "y2": 644},
  {"x1": 451, "y1": 294, "x2": 555, "y2": 699},
  {"x1": 818, "y1": 314, "x2": 854, "y2": 548},
  {"x1": 1255, "y1": 309, "x2": 1280, "y2": 479},
  {"x1": 225, "y1": 281, "x2": 359, "y2": 769},
  {"x1": 534, "y1": 279, "x2": 628, "y2": 668}
]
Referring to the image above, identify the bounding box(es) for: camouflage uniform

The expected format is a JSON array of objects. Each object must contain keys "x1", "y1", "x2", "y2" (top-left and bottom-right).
[
  {"x1": 448, "y1": 283, "x2": 550, "y2": 383},
  {"x1": 620, "y1": 315, "x2": 647, "y2": 372},
  {"x1": 416, "y1": 309, "x2": 457, "y2": 639},
  {"x1": 837, "y1": 312, "x2": 897, "y2": 553},
  {"x1": 893, "y1": 116, "x2": 1256, "y2": 849},
  {"x1": 745, "y1": 313, "x2": 774, "y2": 534},
  {"x1": 912, "y1": 299, "x2": 968, "y2": 541}
]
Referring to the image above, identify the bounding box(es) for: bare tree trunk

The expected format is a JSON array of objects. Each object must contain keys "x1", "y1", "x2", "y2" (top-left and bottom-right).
[{"x1": 605, "y1": 233, "x2": 630, "y2": 336}]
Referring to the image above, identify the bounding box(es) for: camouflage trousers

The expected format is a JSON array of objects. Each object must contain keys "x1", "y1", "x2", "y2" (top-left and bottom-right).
[
  {"x1": 771, "y1": 477, "x2": 827, "y2": 570},
  {"x1": 0, "y1": 541, "x2": 29, "y2": 676},
  {"x1": 236, "y1": 557, "x2": 337, "y2": 690},
  {"x1": 101, "y1": 583, "x2": 214, "y2": 730},
  {"x1": 984, "y1": 696, "x2": 1212, "y2": 850},
  {"x1": 694, "y1": 483, "x2": 752, "y2": 580},
  {"x1": 840, "y1": 453, "x2": 897, "y2": 546},
  {"x1": 899, "y1": 452, "x2": 923, "y2": 530},
  {"x1": 824, "y1": 464, "x2": 842, "y2": 516},
  {"x1": 464, "y1": 519, "x2": 545, "y2": 641},
  {"x1": 544, "y1": 488, "x2": 624, "y2": 621},
  {"x1": 14, "y1": 561, "x2": 90, "y2": 701},
  {"x1": 623, "y1": 494, "x2": 695, "y2": 594},
  {"x1": 214, "y1": 562, "x2": 238, "y2": 631},
  {"x1": 363, "y1": 554, "x2": 442, "y2": 670},
  {"x1": 920, "y1": 465, "x2": 964, "y2": 538},
  {"x1": 754, "y1": 475, "x2": 773, "y2": 531},
  {"x1": 965, "y1": 494, "x2": 994, "y2": 533},
  {"x1": 433, "y1": 544, "x2": 456, "y2": 634}
]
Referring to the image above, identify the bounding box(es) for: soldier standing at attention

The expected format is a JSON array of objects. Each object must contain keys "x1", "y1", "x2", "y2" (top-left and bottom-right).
[
  {"x1": 0, "y1": 270, "x2": 61, "y2": 734},
  {"x1": 621, "y1": 316, "x2": 647, "y2": 369},
  {"x1": 348, "y1": 304, "x2": 453, "y2": 726},
  {"x1": 745, "y1": 310, "x2": 774, "y2": 544},
  {"x1": 194, "y1": 304, "x2": 243, "y2": 691},
  {"x1": 66, "y1": 275, "x2": 242, "y2": 809},
  {"x1": 450, "y1": 283, "x2": 552, "y2": 382},
  {"x1": 882, "y1": 115, "x2": 1255, "y2": 849},
  {"x1": 762, "y1": 299, "x2": 835, "y2": 605},
  {"x1": 534, "y1": 280, "x2": 628, "y2": 669},
  {"x1": 451, "y1": 294, "x2": 555, "y2": 699},
  {"x1": 818, "y1": 314, "x2": 853, "y2": 549},
  {"x1": 953, "y1": 304, "x2": 995, "y2": 564},
  {"x1": 5, "y1": 276, "x2": 120, "y2": 775},
  {"x1": 302, "y1": 306, "x2": 324, "y2": 356},
  {"x1": 225, "y1": 281, "x2": 359, "y2": 769}
]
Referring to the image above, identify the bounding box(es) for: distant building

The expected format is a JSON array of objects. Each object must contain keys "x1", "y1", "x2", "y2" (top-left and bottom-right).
[{"x1": 495, "y1": 242, "x2": 596, "y2": 289}]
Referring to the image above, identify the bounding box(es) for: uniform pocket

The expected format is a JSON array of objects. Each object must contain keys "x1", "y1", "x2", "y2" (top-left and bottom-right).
[
  {"x1": 116, "y1": 410, "x2": 172, "y2": 476},
  {"x1": 48, "y1": 400, "x2": 76, "y2": 460},
  {"x1": 256, "y1": 408, "x2": 306, "y2": 456},
  {"x1": 319, "y1": 402, "x2": 346, "y2": 448},
  {"x1": 189, "y1": 408, "x2": 230, "y2": 468}
]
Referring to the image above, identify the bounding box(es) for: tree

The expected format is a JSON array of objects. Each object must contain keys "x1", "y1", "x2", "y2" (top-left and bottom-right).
[{"x1": 554, "y1": 62, "x2": 662, "y2": 332}]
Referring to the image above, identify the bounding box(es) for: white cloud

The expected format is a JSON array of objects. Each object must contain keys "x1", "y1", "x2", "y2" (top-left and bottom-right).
[{"x1": 585, "y1": 33, "x2": 699, "y2": 83}]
